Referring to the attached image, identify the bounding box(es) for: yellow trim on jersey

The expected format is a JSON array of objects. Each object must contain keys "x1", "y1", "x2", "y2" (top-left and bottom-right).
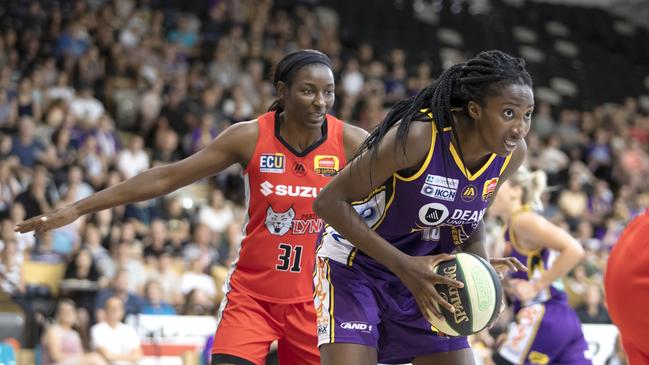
[
  {"x1": 449, "y1": 143, "x2": 497, "y2": 181},
  {"x1": 348, "y1": 177, "x2": 397, "y2": 266},
  {"x1": 394, "y1": 122, "x2": 437, "y2": 182},
  {"x1": 347, "y1": 248, "x2": 358, "y2": 266},
  {"x1": 507, "y1": 206, "x2": 542, "y2": 257},
  {"x1": 326, "y1": 258, "x2": 335, "y2": 343},
  {"x1": 368, "y1": 177, "x2": 397, "y2": 230},
  {"x1": 519, "y1": 304, "x2": 546, "y2": 364},
  {"x1": 500, "y1": 152, "x2": 513, "y2": 175}
]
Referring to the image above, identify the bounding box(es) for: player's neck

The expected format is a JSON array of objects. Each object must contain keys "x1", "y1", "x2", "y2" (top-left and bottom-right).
[
  {"x1": 450, "y1": 117, "x2": 491, "y2": 172},
  {"x1": 278, "y1": 112, "x2": 323, "y2": 152}
]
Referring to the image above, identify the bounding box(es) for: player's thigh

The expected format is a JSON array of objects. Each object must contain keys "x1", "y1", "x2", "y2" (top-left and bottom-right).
[
  {"x1": 320, "y1": 343, "x2": 378, "y2": 365},
  {"x1": 212, "y1": 288, "x2": 281, "y2": 365},
  {"x1": 278, "y1": 301, "x2": 319, "y2": 365},
  {"x1": 314, "y1": 257, "x2": 381, "y2": 348},
  {"x1": 412, "y1": 347, "x2": 476, "y2": 365}
]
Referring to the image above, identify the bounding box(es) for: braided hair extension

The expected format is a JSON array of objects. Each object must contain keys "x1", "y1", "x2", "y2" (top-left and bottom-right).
[{"x1": 355, "y1": 50, "x2": 532, "y2": 174}]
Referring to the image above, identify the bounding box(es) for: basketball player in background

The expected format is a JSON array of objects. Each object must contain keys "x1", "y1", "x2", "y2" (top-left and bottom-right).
[
  {"x1": 15, "y1": 49, "x2": 368, "y2": 365},
  {"x1": 313, "y1": 50, "x2": 530, "y2": 364},
  {"x1": 489, "y1": 168, "x2": 591, "y2": 365},
  {"x1": 605, "y1": 210, "x2": 649, "y2": 365}
]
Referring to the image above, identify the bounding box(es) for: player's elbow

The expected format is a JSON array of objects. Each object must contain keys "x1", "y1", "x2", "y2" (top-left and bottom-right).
[{"x1": 313, "y1": 188, "x2": 333, "y2": 219}]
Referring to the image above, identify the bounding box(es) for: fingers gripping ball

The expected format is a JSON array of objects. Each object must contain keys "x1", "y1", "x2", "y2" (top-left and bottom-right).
[{"x1": 428, "y1": 252, "x2": 503, "y2": 336}]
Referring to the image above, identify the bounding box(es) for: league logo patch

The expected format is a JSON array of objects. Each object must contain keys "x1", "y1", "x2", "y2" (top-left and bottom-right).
[
  {"x1": 293, "y1": 161, "x2": 307, "y2": 177},
  {"x1": 314, "y1": 155, "x2": 339, "y2": 176},
  {"x1": 260, "y1": 153, "x2": 285, "y2": 173},
  {"x1": 421, "y1": 175, "x2": 459, "y2": 202},
  {"x1": 418, "y1": 202, "x2": 450, "y2": 226},
  {"x1": 482, "y1": 178, "x2": 499, "y2": 201},
  {"x1": 461, "y1": 185, "x2": 477, "y2": 202}
]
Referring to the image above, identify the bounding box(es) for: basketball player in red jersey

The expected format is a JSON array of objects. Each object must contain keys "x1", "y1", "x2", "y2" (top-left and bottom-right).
[
  {"x1": 605, "y1": 210, "x2": 649, "y2": 365},
  {"x1": 15, "y1": 49, "x2": 368, "y2": 365}
]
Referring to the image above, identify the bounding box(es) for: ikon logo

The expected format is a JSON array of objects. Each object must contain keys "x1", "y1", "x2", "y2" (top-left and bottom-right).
[{"x1": 340, "y1": 321, "x2": 373, "y2": 332}]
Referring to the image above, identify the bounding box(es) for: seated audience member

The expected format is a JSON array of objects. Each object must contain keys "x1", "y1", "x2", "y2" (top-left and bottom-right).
[
  {"x1": 90, "y1": 296, "x2": 142, "y2": 365},
  {"x1": 576, "y1": 284, "x2": 612, "y2": 324},
  {"x1": 181, "y1": 288, "x2": 214, "y2": 316},
  {"x1": 179, "y1": 255, "x2": 216, "y2": 300},
  {"x1": 95, "y1": 269, "x2": 142, "y2": 321},
  {"x1": 42, "y1": 299, "x2": 106, "y2": 365},
  {"x1": 61, "y1": 248, "x2": 103, "y2": 326},
  {"x1": 141, "y1": 280, "x2": 176, "y2": 315}
]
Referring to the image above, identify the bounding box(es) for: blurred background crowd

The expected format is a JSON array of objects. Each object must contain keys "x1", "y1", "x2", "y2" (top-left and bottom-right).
[{"x1": 0, "y1": 0, "x2": 647, "y2": 364}]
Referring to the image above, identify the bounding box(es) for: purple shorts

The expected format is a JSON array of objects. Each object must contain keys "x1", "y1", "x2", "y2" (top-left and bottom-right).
[
  {"x1": 313, "y1": 257, "x2": 469, "y2": 363},
  {"x1": 498, "y1": 301, "x2": 592, "y2": 365}
]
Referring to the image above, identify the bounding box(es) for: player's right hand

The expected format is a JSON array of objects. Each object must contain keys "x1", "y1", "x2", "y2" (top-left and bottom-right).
[
  {"x1": 14, "y1": 204, "x2": 81, "y2": 234},
  {"x1": 394, "y1": 254, "x2": 464, "y2": 323}
]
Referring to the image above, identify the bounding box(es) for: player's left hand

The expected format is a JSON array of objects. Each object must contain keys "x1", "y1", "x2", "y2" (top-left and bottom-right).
[
  {"x1": 490, "y1": 257, "x2": 527, "y2": 280},
  {"x1": 509, "y1": 278, "x2": 540, "y2": 302}
]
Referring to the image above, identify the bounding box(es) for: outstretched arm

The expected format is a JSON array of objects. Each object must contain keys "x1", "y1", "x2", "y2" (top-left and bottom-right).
[{"x1": 15, "y1": 121, "x2": 258, "y2": 233}]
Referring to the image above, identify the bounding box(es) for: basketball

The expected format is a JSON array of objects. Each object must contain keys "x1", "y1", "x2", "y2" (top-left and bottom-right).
[{"x1": 427, "y1": 252, "x2": 503, "y2": 336}]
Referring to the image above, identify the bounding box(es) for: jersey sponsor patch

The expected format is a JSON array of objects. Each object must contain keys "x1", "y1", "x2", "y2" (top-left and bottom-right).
[
  {"x1": 422, "y1": 175, "x2": 458, "y2": 202},
  {"x1": 259, "y1": 181, "x2": 322, "y2": 198},
  {"x1": 314, "y1": 155, "x2": 339, "y2": 176},
  {"x1": 260, "y1": 153, "x2": 285, "y2": 173},
  {"x1": 482, "y1": 178, "x2": 499, "y2": 201},
  {"x1": 418, "y1": 202, "x2": 450, "y2": 226}
]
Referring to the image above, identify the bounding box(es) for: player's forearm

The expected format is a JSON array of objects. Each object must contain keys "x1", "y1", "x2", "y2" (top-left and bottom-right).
[
  {"x1": 314, "y1": 198, "x2": 408, "y2": 274},
  {"x1": 73, "y1": 165, "x2": 176, "y2": 216}
]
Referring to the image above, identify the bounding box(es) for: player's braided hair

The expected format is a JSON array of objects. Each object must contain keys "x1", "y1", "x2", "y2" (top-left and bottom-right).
[
  {"x1": 268, "y1": 49, "x2": 333, "y2": 112},
  {"x1": 356, "y1": 50, "x2": 532, "y2": 162}
]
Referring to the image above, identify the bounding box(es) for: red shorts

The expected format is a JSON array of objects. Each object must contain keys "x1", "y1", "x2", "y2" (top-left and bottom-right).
[
  {"x1": 211, "y1": 284, "x2": 319, "y2": 365},
  {"x1": 605, "y1": 211, "x2": 649, "y2": 364}
]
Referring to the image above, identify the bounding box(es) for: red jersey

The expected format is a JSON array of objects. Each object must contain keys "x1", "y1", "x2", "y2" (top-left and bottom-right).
[{"x1": 228, "y1": 111, "x2": 346, "y2": 303}]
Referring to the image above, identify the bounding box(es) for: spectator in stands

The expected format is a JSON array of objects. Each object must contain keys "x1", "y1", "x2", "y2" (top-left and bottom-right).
[
  {"x1": 10, "y1": 117, "x2": 44, "y2": 169},
  {"x1": 149, "y1": 251, "x2": 181, "y2": 306},
  {"x1": 576, "y1": 284, "x2": 611, "y2": 324},
  {"x1": 0, "y1": 239, "x2": 24, "y2": 297},
  {"x1": 558, "y1": 175, "x2": 589, "y2": 231},
  {"x1": 142, "y1": 218, "x2": 174, "y2": 265},
  {"x1": 141, "y1": 280, "x2": 176, "y2": 315},
  {"x1": 90, "y1": 296, "x2": 142, "y2": 365},
  {"x1": 94, "y1": 270, "x2": 142, "y2": 321},
  {"x1": 30, "y1": 230, "x2": 66, "y2": 263},
  {"x1": 116, "y1": 135, "x2": 149, "y2": 180},
  {"x1": 42, "y1": 299, "x2": 107, "y2": 365},
  {"x1": 62, "y1": 248, "x2": 103, "y2": 323},
  {"x1": 197, "y1": 187, "x2": 234, "y2": 245},
  {"x1": 181, "y1": 288, "x2": 214, "y2": 316},
  {"x1": 107, "y1": 242, "x2": 146, "y2": 293},
  {"x1": 183, "y1": 223, "x2": 219, "y2": 272},
  {"x1": 14, "y1": 163, "x2": 55, "y2": 219},
  {"x1": 179, "y1": 255, "x2": 217, "y2": 301}
]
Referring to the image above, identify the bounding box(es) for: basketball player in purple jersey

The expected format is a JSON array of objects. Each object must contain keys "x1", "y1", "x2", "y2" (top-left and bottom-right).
[
  {"x1": 490, "y1": 168, "x2": 592, "y2": 365},
  {"x1": 313, "y1": 50, "x2": 532, "y2": 364}
]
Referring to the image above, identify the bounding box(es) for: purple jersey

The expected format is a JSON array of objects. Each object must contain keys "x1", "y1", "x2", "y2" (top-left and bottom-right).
[
  {"x1": 318, "y1": 124, "x2": 512, "y2": 272},
  {"x1": 504, "y1": 206, "x2": 568, "y2": 312}
]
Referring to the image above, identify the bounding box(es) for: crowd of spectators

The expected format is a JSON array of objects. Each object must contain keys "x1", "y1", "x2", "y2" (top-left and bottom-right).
[{"x1": 0, "y1": 0, "x2": 647, "y2": 363}]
